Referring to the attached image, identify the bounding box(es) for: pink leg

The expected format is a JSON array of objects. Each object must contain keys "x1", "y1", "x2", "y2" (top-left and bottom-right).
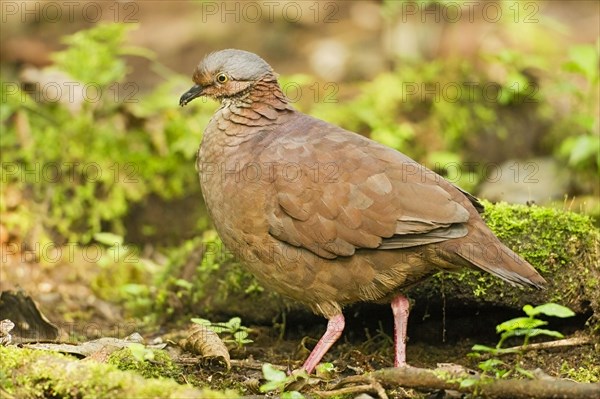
[
  {"x1": 391, "y1": 295, "x2": 410, "y2": 367},
  {"x1": 301, "y1": 314, "x2": 345, "y2": 374}
]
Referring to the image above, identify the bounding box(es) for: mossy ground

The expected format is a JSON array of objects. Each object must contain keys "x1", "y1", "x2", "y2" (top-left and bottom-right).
[
  {"x1": 107, "y1": 346, "x2": 183, "y2": 380},
  {"x1": 0, "y1": 346, "x2": 235, "y2": 399}
]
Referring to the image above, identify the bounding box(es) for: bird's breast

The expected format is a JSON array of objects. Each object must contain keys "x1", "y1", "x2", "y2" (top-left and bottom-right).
[{"x1": 197, "y1": 131, "x2": 276, "y2": 256}]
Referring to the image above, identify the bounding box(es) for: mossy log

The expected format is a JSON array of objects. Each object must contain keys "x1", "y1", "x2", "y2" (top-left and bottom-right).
[
  {"x1": 0, "y1": 346, "x2": 233, "y2": 399},
  {"x1": 369, "y1": 366, "x2": 600, "y2": 399}
]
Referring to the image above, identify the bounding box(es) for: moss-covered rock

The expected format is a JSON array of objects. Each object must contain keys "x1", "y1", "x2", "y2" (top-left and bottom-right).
[
  {"x1": 408, "y1": 201, "x2": 599, "y2": 328},
  {"x1": 0, "y1": 346, "x2": 237, "y2": 398}
]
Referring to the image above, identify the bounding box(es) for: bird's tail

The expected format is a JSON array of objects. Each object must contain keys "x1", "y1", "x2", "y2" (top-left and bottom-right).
[{"x1": 452, "y1": 228, "x2": 546, "y2": 289}]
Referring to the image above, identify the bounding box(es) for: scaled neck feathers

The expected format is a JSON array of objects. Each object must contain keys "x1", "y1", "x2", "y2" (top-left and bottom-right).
[{"x1": 215, "y1": 76, "x2": 294, "y2": 137}]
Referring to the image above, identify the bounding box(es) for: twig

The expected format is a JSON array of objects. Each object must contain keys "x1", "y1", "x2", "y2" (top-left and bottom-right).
[
  {"x1": 317, "y1": 375, "x2": 389, "y2": 399},
  {"x1": 176, "y1": 356, "x2": 284, "y2": 371},
  {"x1": 501, "y1": 336, "x2": 593, "y2": 354},
  {"x1": 371, "y1": 366, "x2": 600, "y2": 399},
  {"x1": 314, "y1": 384, "x2": 381, "y2": 398},
  {"x1": 230, "y1": 358, "x2": 283, "y2": 371}
]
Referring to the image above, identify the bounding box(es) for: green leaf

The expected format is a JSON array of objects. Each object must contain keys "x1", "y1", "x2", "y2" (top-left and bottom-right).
[
  {"x1": 515, "y1": 366, "x2": 535, "y2": 379},
  {"x1": 262, "y1": 363, "x2": 287, "y2": 383},
  {"x1": 522, "y1": 304, "x2": 534, "y2": 315},
  {"x1": 496, "y1": 317, "x2": 547, "y2": 333},
  {"x1": 120, "y1": 284, "x2": 148, "y2": 296},
  {"x1": 93, "y1": 232, "x2": 124, "y2": 246},
  {"x1": 282, "y1": 392, "x2": 305, "y2": 399},
  {"x1": 128, "y1": 343, "x2": 154, "y2": 362},
  {"x1": 234, "y1": 331, "x2": 248, "y2": 339},
  {"x1": 523, "y1": 329, "x2": 564, "y2": 339},
  {"x1": 190, "y1": 318, "x2": 211, "y2": 325},
  {"x1": 499, "y1": 71, "x2": 529, "y2": 104},
  {"x1": 459, "y1": 378, "x2": 478, "y2": 388},
  {"x1": 569, "y1": 135, "x2": 599, "y2": 166},
  {"x1": 190, "y1": 318, "x2": 228, "y2": 333},
  {"x1": 500, "y1": 328, "x2": 564, "y2": 342},
  {"x1": 478, "y1": 358, "x2": 505, "y2": 372},
  {"x1": 233, "y1": 331, "x2": 253, "y2": 345},
  {"x1": 227, "y1": 317, "x2": 242, "y2": 330},
  {"x1": 471, "y1": 344, "x2": 497, "y2": 353},
  {"x1": 174, "y1": 279, "x2": 193, "y2": 290},
  {"x1": 316, "y1": 362, "x2": 335, "y2": 373},
  {"x1": 207, "y1": 324, "x2": 228, "y2": 334},
  {"x1": 260, "y1": 380, "x2": 283, "y2": 393},
  {"x1": 524, "y1": 303, "x2": 576, "y2": 318},
  {"x1": 563, "y1": 45, "x2": 599, "y2": 82},
  {"x1": 52, "y1": 23, "x2": 138, "y2": 85},
  {"x1": 316, "y1": 362, "x2": 336, "y2": 379},
  {"x1": 260, "y1": 363, "x2": 289, "y2": 393}
]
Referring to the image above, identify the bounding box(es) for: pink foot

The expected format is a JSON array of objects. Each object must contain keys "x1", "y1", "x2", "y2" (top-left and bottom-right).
[
  {"x1": 301, "y1": 314, "x2": 345, "y2": 374},
  {"x1": 391, "y1": 295, "x2": 410, "y2": 367}
]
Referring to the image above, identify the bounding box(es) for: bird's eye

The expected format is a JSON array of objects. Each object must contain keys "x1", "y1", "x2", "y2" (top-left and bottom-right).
[{"x1": 216, "y1": 73, "x2": 228, "y2": 83}]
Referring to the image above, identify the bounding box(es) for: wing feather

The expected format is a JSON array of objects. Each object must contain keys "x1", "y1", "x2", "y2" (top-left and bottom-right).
[{"x1": 262, "y1": 116, "x2": 472, "y2": 259}]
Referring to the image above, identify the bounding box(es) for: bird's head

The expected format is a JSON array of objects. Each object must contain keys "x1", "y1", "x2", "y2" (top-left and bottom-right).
[{"x1": 179, "y1": 49, "x2": 275, "y2": 106}]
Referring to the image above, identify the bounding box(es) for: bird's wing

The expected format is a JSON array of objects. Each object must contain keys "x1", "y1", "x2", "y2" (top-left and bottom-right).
[{"x1": 261, "y1": 116, "x2": 472, "y2": 260}]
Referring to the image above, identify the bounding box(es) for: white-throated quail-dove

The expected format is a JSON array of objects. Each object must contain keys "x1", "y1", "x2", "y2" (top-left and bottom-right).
[{"x1": 180, "y1": 49, "x2": 546, "y2": 374}]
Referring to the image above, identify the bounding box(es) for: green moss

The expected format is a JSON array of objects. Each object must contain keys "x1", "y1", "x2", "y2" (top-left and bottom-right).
[
  {"x1": 407, "y1": 201, "x2": 599, "y2": 329},
  {"x1": 481, "y1": 201, "x2": 597, "y2": 275},
  {"x1": 560, "y1": 358, "x2": 600, "y2": 383},
  {"x1": 107, "y1": 346, "x2": 182, "y2": 380},
  {"x1": 0, "y1": 346, "x2": 238, "y2": 398},
  {"x1": 481, "y1": 201, "x2": 599, "y2": 318}
]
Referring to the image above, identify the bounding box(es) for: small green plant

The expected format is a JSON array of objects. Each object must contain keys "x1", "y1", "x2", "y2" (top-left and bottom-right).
[
  {"x1": 259, "y1": 363, "x2": 306, "y2": 399},
  {"x1": 191, "y1": 317, "x2": 253, "y2": 349},
  {"x1": 466, "y1": 303, "x2": 575, "y2": 382},
  {"x1": 315, "y1": 362, "x2": 336, "y2": 380}
]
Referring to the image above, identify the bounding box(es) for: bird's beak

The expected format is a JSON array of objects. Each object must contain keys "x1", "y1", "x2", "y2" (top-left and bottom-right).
[{"x1": 179, "y1": 84, "x2": 204, "y2": 107}]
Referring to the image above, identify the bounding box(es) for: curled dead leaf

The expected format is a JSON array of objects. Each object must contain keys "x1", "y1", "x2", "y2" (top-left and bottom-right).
[
  {"x1": 179, "y1": 324, "x2": 231, "y2": 369},
  {"x1": 0, "y1": 319, "x2": 15, "y2": 345}
]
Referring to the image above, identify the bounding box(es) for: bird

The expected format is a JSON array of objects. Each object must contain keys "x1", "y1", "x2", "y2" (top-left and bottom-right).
[{"x1": 179, "y1": 49, "x2": 546, "y2": 374}]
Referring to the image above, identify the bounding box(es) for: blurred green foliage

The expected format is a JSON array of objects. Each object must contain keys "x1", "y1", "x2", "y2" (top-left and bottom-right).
[
  {"x1": 556, "y1": 45, "x2": 600, "y2": 176},
  {"x1": 1, "y1": 23, "x2": 214, "y2": 243},
  {"x1": 309, "y1": 45, "x2": 598, "y2": 194},
  {"x1": 1, "y1": 19, "x2": 597, "y2": 254}
]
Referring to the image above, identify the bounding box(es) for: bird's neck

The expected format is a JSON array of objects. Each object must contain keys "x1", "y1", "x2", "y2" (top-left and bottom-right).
[
  {"x1": 207, "y1": 76, "x2": 294, "y2": 146},
  {"x1": 246, "y1": 76, "x2": 290, "y2": 107},
  {"x1": 222, "y1": 76, "x2": 292, "y2": 120}
]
